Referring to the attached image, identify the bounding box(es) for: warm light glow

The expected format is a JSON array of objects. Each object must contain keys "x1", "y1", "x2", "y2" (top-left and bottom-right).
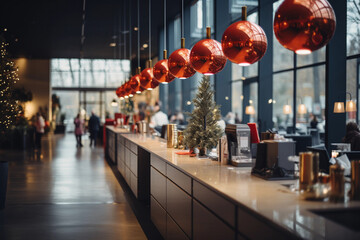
[
  {"x1": 298, "y1": 104, "x2": 307, "y2": 114},
  {"x1": 136, "y1": 91, "x2": 141, "y2": 94},
  {"x1": 238, "y1": 62, "x2": 251, "y2": 66},
  {"x1": 346, "y1": 100, "x2": 357, "y2": 112},
  {"x1": 333, "y1": 102, "x2": 344, "y2": 113},
  {"x1": 109, "y1": 42, "x2": 116, "y2": 47},
  {"x1": 245, "y1": 105, "x2": 255, "y2": 115},
  {"x1": 295, "y1": 49, "x2": 312, "y2": 55},
  {"x1": 143, "y1": 43, "x2": 148, "y2": 48},
  {"x1": 129, "y1": 94, "x2": 133, "y2": 97},
  {"x1": 125, "y1": 96, "x2": 129, "y2": 99},
  {"x1": 186, "y1": 101, "x2": 192, "y2": 105},
  {"x1": 283, "y1": 104, "x2": 292, "y2": 114},
  {"x1": 204, "y1": 73, "x2": 214, "y2": 76},
  {"x1": 111, "y1": 99, "x2": 118, "y2": 107},
  {"x1": 161, "y1": 82, "x2": 168, "y2": 85}
]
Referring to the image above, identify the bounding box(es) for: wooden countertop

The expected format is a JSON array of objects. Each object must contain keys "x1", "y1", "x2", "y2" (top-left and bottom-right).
[{"x1": 107, "y1": 126, "x2": 360, "y2": 239}]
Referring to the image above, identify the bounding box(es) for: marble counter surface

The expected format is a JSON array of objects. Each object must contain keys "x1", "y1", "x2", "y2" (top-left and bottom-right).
[{"x1": 108, "y1": 127, "x2": 360, "y2": 239}]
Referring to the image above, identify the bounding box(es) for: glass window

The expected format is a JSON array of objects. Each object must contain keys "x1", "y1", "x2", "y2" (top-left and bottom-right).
[
  {"x1": 347, "y1": 58, "x2": 358, "y2": 121},
  {"x1": 191, "y1": 0, "x2": 204, "y2": 38},
  {"x1": 273, "y1": 1, "x2": 294, "y2": 72},
  {"x1": 229, "y1": 0, "x2": 258, "y2": 21},
  {"x1": 296, "y1": 65, "x2": 326, "y2": 132},
  {"x1": 174, "y1": 17, "x2": 181, "y2": 50},
  {"x1": 296, "y1": 47, "x2": 326, "y2": 67},
  {"x1": 50, "y1": 59, "x2": 130, "y2": 88},
  {"x1": 273, "y1": 71, "x2": 294, "y2": 132},
  {"x1": 232, "y1": 81, "x2": 243, "y2": 122},
  {"x1": 347, "y1": 0, "x2": 360, "y2": 56},
  {"x1": 249, "y1": 82, "x2": 258, "y2": 123},
  {"x1": 190, "y1": 0, "x2": 214, "y2": 39}
]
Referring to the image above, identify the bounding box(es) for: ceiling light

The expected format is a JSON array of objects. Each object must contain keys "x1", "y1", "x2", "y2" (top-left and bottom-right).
[
  {"x1": 109, "y1": 42, "x2": 116, "y2": 47},
  {"x1": 143, "y1": 43, "x2": 148, "y2": 48},
  {"x1": 134, "y1": 27, "x2": 138, "y2": 31}
]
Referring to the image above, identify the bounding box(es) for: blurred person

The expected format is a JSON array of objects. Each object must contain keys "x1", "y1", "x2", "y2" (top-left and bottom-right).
[
  {"x1": 224, "y1": 112, "x2": 235, "y2": 124},
  {"x1": 150, "y1": 101, "x2": 169, "y2": 132},
  {"x1": 343, "y1": 121, "x2": 360, "y2": 151},
  {"x1": 74, "y1": 113, "x2": 84, "y2": 147},
  {"x1": 35, "y1": 112, "x2": 45, "y2": 150},
  {"x1": 310, "y1": 114, "x2": 318, "y2": 129},
  {"x1": 235, "y1": 113, "x2": 241, "y2": 124},
  {"x1": 88, "y1": 111, "x2": 100, "y2": 147}
]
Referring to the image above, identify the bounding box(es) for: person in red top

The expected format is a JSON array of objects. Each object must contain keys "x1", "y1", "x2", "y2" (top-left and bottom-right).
[
  {"x1": 35, "y1": 112, "x2": 45, "y2": 150},
  {"x1": 74, "y1": 113, "x2": 84, "y2": 147}
]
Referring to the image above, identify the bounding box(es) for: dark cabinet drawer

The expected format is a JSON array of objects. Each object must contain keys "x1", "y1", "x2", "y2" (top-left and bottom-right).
[
  {"x1": 166, "y1": 179, "x2": 192, "y2": 238},
  {"x1": 193, "y1": 180, "x2": 235, "y2": 228},
  {"x1": 193, "y1": 200, "x2": 235, "y2": 240},
  {"x1": 167, "y1": 165, "x2": 191, "y2": 194},
  {"x1": 151, "y1": 196, "x2": 166, "y2": 239},
  {"x1": 167, "y1": 214, "x2": 189, "y2": 240},
  {"x1": 151, "y1": 166, "x2": 166, "y2": 208},
  {"x1": 151, "y1": 154, "x2": 166, "y2": 175}
]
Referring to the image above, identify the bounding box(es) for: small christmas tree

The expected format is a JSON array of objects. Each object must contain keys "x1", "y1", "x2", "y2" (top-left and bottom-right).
[
  {"x1": 0, "y1": 36, "x2": 20, "y2": 132},
  {"x1": 184, "y1": 76, "x2": 222, "y2": 155}
]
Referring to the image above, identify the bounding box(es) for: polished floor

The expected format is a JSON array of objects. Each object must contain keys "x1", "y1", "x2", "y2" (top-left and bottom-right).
[{"x1": 0, "y1": 134, "x2": 147, "y2": 240}]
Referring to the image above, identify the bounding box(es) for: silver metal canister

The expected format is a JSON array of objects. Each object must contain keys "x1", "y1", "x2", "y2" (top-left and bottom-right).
[
  {"x1": 299, "y1": 152, "x2": 319, "y2": 191},
  {"x1": 139, "y1": 120, "x2": 148, "y2": 134},
  {"x1": 167, "y1": 124, "x2": 177, "y2": 148}
]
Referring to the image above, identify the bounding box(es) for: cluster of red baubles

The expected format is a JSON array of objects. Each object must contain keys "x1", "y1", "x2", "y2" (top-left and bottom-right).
[{"x1": 117, "y1": 0, "x2": 336, "y2": 99}]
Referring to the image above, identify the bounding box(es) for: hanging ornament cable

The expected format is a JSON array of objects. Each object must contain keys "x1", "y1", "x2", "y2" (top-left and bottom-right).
[
  {"x1": 149, "y1": 0, "x2": 151, "y2": 63},
  {"x1": 137, "y1": 0, "x2": 140, "y2": 73},
  {"x1": 164, "y1": 0, "x2": 167, "y2": 59}
]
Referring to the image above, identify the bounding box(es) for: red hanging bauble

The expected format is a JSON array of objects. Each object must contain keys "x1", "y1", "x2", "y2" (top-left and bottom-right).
[
  {"x1": 140, "y1": 62, "x2": 156, "y2": 90},
  {"x1": 274, "y1": 0, "x2": 336, "y2": 55},
  {"x1": 190, "y1": 27, "x2": 226, "y2": 75},
  {"x1": 168, "y1": 38, "x2": 196, "y2": 79},
  {"x1": 222, "y1": 7, "x2": 267, "y2": 66},
  {"x1": 116, "y1": 87, "x2": 121, "y2": 97},
  {"x1": 153, "y1": 50, "x2": 175, "y2": 84},
  {"x1": 124, "y1": 82, "x2": 132, "y2": 97},
  {"x1": 150, "y1": 78, "x2": 160, "y2": 89},
  {"x1": 129, "y1": 73, "x2": 142, "y2": 94}
]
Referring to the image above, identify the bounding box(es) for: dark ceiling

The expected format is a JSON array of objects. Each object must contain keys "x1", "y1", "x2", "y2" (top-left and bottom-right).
[{"x1": 0, "y1": 0, "x2": 188, "y2": 66}]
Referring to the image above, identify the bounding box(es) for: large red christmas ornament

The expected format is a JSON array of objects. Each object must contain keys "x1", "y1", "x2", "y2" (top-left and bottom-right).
[
  {"x1": 190, "y1": 27, "x2": 227, "y2": 75},
  {"x1": 222, "y1": 7, "x2": 267, "y2": 66},
  {"x1": 129, "y1": 71, "x2": 142, "y2": 94},
  {"x1": 150, "y1": 78, "x2": 160, "y2": 89},
  {"x1": 116, "y1": 87, "x2": 121, "y2": 98},
  {"x1": 274, "y1": 0, "x2": 336, "y2": 55},
  {"x1": 140, "y1": 62, "x2": 156, "y2": 90},
  {"x1": 124, "y1": 82, "x2": 132, "y2": 98},
  {"x1": 153, "y1": 50, "x2": 175, "y2": 84},
  {"x1": 168, "y1": 38, "x2": 196, "y2": 79}
]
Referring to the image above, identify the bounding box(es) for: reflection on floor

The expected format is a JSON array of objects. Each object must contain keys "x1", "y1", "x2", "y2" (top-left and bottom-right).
[{"x1": 0, "y1": 134, "x2": 147, "y2": 240}]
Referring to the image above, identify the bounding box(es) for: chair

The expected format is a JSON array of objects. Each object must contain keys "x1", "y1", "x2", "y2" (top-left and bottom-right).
[
  {"x1": 307, "y1": 144, "x2": 330, "y2": 173},
  {"x1": 284, "y1": 135, "x2": 312, "y2": 155},
  {"x1": 309, "y1": 128, "x2": 320, "y2": 146}
]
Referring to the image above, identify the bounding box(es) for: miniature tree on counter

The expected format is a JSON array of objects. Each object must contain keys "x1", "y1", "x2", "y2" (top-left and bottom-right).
[{"x1": 184, "y1": 75, "x2": 222, "y2": 156}]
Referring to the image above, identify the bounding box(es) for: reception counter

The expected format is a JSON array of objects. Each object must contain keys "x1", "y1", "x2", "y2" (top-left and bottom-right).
[{"x1": 106, "y1": 126, "x2": 360, "y2": 240}]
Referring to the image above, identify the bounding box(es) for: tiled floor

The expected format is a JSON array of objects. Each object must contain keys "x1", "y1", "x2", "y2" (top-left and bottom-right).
[{"x1": 0, "y1": 134, "x2": 147, "y2": 240}]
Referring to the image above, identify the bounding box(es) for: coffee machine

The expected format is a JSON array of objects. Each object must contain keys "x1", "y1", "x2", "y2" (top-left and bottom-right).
[{"x1": 225, "y1": 124, "x2": 252, "y2": 167}]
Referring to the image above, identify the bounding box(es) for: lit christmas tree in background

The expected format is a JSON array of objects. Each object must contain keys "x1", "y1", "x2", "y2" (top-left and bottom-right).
[{"x1": 0, "y1": 36, "x2": 20, "y2": 132}]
